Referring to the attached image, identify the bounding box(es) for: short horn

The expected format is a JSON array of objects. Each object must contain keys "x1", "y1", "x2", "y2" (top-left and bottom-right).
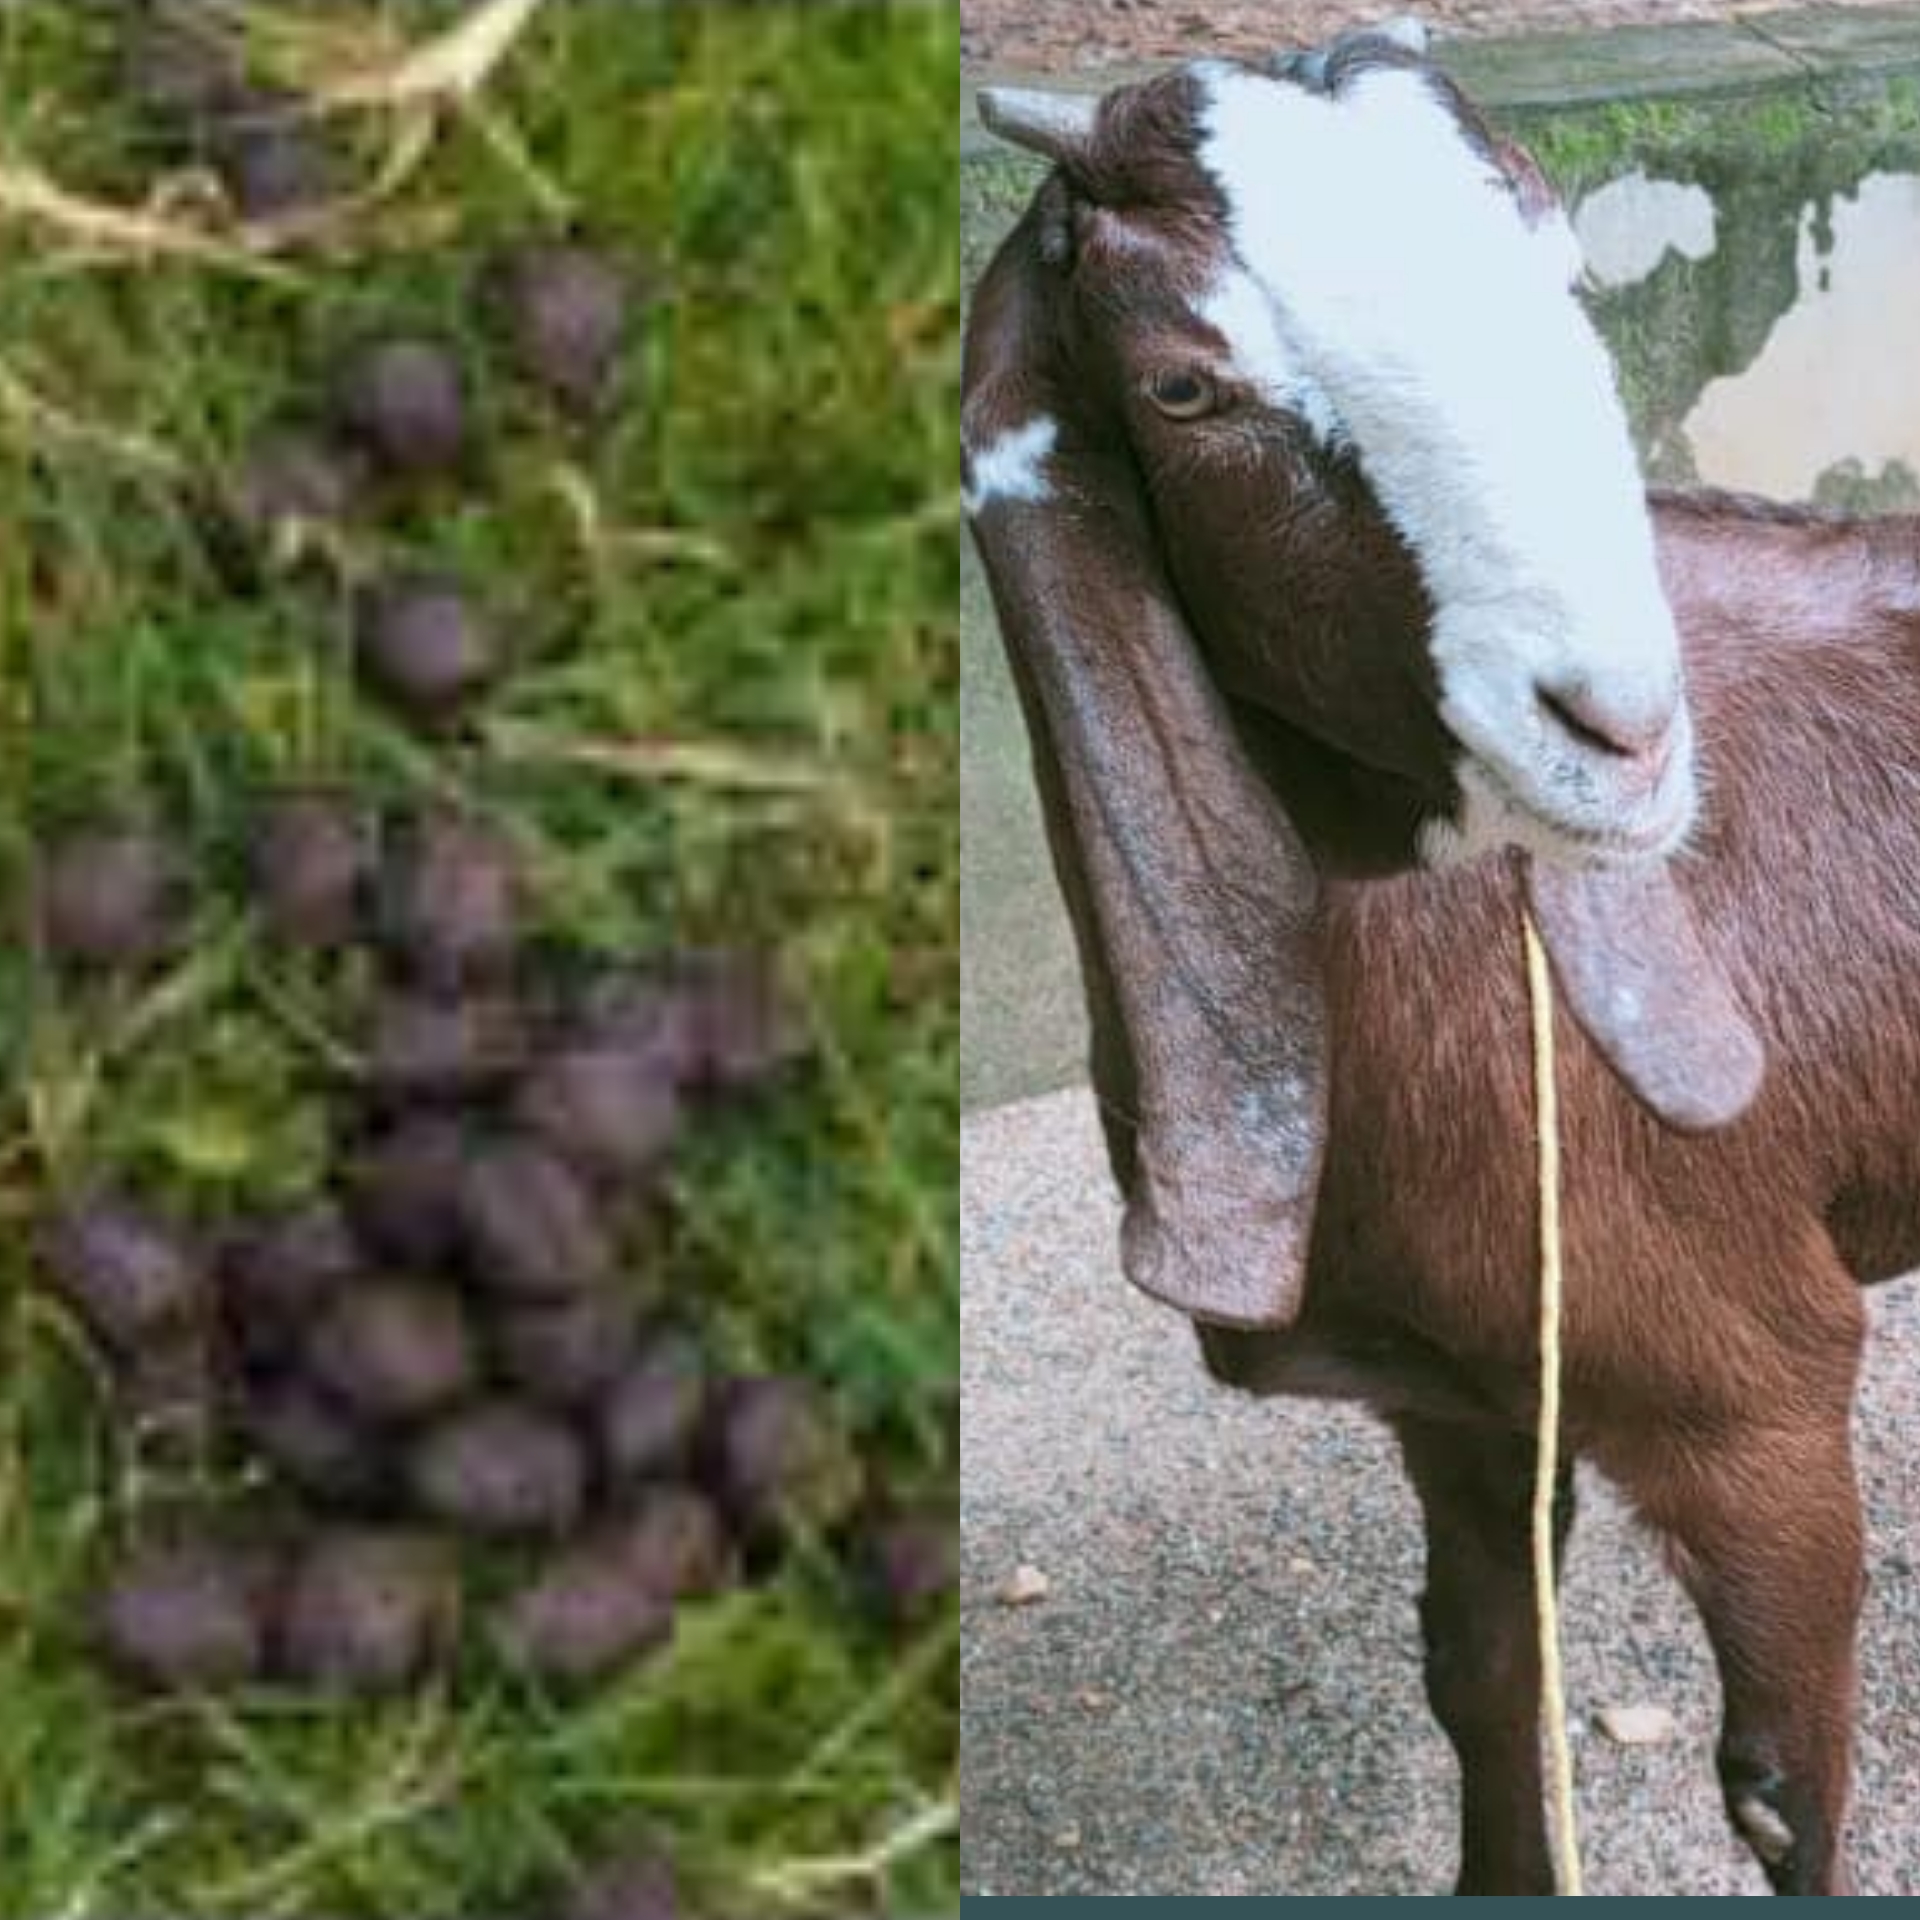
[
  {"x1": 977, "y1": 87, "x2": 1099, "y2": 169},
  {"x1": 1269, "y1": 46, "x2": 1331, "y2": 88},
  {"x1": 1374, "y1": 15, "x2": 1432, "y2": 54}
]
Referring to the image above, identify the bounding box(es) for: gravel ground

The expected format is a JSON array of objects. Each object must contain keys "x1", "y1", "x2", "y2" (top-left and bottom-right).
[
  {"x1": 961, "y1": 0, "x2": 1912, "y2": 71},
  {"x1": 962, "y1": 1086, "x2": 1920, "y2": 1897}
]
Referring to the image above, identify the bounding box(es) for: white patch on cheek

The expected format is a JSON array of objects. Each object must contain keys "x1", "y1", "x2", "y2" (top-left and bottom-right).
[
  {"x1": 1417, "y1": 812, "x2": 1469, "y2": 870},
  {"x1": 1419, "y1": 761, "x2": 1526, "y2": 869},
  {"x1": 963, "y1": 415, "x2": 1058, "y2": 516}
]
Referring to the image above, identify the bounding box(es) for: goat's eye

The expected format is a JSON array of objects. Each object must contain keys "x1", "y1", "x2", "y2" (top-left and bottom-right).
[{"x1": 1145, "y1": 368, "x2": 1216, "y2": 420}]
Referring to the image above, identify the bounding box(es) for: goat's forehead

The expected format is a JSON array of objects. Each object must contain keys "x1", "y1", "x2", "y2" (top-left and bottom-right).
[
  {"x1": 1080, "y1": 61, "x2": 1523, "y2": 346},
  {"x1": 1090, "y1": 57, "x2": 1484, "y2": 205},
  {"x1": 1195, "y1": 62, "x2": 1501, "y2": 225},
  {"x1": 1189, "y1": 60, "x2": 1578, "y2": 370}
]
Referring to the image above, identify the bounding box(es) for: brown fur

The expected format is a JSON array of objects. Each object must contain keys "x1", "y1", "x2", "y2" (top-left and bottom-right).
[{"x1": 966, "y1": 37, "x2": 1917, "y2": 1894}]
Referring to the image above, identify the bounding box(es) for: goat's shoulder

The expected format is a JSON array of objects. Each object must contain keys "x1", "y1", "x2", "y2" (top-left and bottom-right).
[{"x1": 1653, "y1": 486, "x2": 1920, "y2": 656}]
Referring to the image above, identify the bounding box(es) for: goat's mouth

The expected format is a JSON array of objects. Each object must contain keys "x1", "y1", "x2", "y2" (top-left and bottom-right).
[{"x1": 1432, "y1": 730, "x2": 1697, "y2": 873}]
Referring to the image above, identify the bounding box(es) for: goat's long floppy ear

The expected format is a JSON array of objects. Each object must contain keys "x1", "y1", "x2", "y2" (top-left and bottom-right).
[
  {"x1": 966, "y1": 226, "x2": 1329, "y2": 1332},
  {"x1": 1527, "y1": 859, "x2": 1764, "y2": 1131}
]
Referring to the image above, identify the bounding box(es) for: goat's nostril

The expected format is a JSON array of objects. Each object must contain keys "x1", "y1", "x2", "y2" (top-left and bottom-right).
[{"x1": 1537, "y1": 682, "x2": 1673, "y2": 764}]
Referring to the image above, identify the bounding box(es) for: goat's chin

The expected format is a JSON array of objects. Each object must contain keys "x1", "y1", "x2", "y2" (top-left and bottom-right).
[{"x1": 1419, "y1": 757, "x2": 1695, "y2": 874}]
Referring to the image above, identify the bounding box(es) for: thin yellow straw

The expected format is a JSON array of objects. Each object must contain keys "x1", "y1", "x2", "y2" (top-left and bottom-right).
[{"x1": 1523, "y1": 909, "x2": 1582, "y2": 1896}]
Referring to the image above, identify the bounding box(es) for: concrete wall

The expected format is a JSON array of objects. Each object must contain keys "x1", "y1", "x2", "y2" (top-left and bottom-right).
[{"x1": 962, "y1": 8, "x2": 1920, "y2": 1111}]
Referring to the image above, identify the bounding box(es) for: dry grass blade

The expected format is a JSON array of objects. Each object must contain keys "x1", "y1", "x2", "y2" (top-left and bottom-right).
[
  {"x1": 315, "y1": 0, "x2": 551, "y2": 111},
  {"x1": 747, "y1": 1797, "x2": 957, "y2": 1906},
  {"x1": 487, "y1": 724, "x2": 858, "y2": 799},
  {"x1": 467, "y1": 99, "x2": 572, "y2": 220},
  {"x1": 224, "y1": 0, "x2": 556, "y2": 231},
  {"x1": 548, "y1": 466, "x2": 738, "y2": 574},
  {"x1": 0, "y1": 160, "x2": 297, "y2": 281},
  {"x1": 0, "y1": 365, "x2": 185, "y2": 479}
]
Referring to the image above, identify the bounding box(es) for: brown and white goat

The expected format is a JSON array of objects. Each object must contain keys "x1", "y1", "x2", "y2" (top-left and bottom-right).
[{"x1": 966, "y1": 25, "x2": 1920, "y2": 1895}]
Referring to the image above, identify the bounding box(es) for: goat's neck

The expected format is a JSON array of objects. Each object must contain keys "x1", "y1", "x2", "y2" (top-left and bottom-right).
[{"x1": 1654, "y1": 495, "x2": 1920, "y2": 683}]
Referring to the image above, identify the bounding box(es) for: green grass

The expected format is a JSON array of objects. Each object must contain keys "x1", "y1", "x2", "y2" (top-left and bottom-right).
[{"x1": 0, "y1": 4, "x2": 958, "y2": 1914}]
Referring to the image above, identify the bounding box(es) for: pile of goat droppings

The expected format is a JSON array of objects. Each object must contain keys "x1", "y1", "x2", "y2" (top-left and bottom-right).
[{"x1": 14, "y1": 10, "x2": 956, "y2": 1918}]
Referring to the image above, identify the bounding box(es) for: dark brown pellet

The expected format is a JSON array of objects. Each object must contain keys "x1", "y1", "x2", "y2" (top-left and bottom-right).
[
  {"x1": 253, "y1": 790, "x2": 373, "y2": 951},
  {"x1": 492, "y1": 1533, "x2": 674, "y2": 1686},
  {"x1": 596, "y1": 1331, "x2": 706, "y2": 1485},
  {"x1": 332, "y1": 334, "x2": 469, "y2": 480},
  {"x1": 484, "y1": 238, "x2": 636, "y2": 418},
  {"x1": 408, "y1": 1399, "x2": 588, "y2": 1538},
  {"x1": 365, "y1": 989, "x2": 527, "y2": 1102},
  {"x1": 459, "y1": 1138, "x2": 614, "y2": 1300},
  {"x1": 41, "y1": 1195, "x2": 207, "y2": 1353},
  {"x1": 276, "y1": 1529, "x2": 461, "y2": 1694},
  {"x1": 514, "y1": 1042, "x2": 681, "y2": 1185},
  {"x1": 378, "y1": 811, "x2": 522, "y2": 988},
  {"x1": 352, "y1": 572, "x2": 504, "y2": 730},
  {"x1": 34, "y1": 824, "x2": 184, "y2": 973},
  {"x1": 96, "y1": 1536, "x2": 278, "y2": 1692},
  {"x1": 344, "y1": 1114, "x2": 472, "y2": 1269},
  {"x1": 306, "y1": 1281, "x2": 478, "y2": 1423}
]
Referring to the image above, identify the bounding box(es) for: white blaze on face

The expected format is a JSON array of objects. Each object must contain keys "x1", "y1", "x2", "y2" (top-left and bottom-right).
[
  {"x1": 1198, "y1": 269, "x2": 1342, "y2": 446},
  {"x1": 1196, "y1": 63, "x2": 1690, "y2": 858}
]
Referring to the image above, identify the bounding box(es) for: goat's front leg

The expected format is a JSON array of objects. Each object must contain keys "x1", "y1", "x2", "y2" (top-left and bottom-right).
[
  {"x1": 1621, "y1": 1415, "x2": 1863, "y2": 1895},
  {"x1": 1394, "y1": 1416, "x2": 1575, "y2": 1895}
]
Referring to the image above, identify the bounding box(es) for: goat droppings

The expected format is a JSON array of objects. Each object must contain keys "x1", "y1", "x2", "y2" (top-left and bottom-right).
[
  {"x1": 701, "y1": 1376, "x2": 862, "y2": 1541},
  {"x1": 458, "y1": 1137, "x2": 615, "y2": 1300},
  {"x1": 41, "y1": 1195, "x2": 207, "y2": 1354},
  {"x1": 596, "y1": 1331, "x2": 707, "y2": 1484},
  {"x1": 211, "y1": 109, "x2": 338, "y2": 224},
  {"x1": 344, "y1": 1113, "x2": 473, "y2": 1270},
  {"x1": 493, "y1": 1290, "x2": 642, "y2": 1407},
  {"x1": 610, "y1": 1486, "x2": 733, "y2": 1601},
  {"x1": 364, "y1": 988, "x2": 528, "y2": 1102},
  {"x1": 555, "y1": 1851, "x2": 678, "y2": 1920},
  {"x1": 306, "y1": 1281, "x2": 478, "y2": 1424},
  {"x1": 352, "y1": 572, "x2": 505, "y2": 731},
  {"x1": 515, "y1": 1041, "x2": 682, "y2": 1184},
  {"x1": 276, "y1": 1529, "x2": 462, "y2": 1694},
  {"x1": 252, "y1": 789, "x2": 374, "y2": 951},
  {"x1": 240, "y1": 1374, "x2": 391, "y2": 1510},
  {"x1": 222, "y1": 1201, "x2": 363, "y2": 1331},
  {"x1": 211, "y1": 427, "x2": 365, "y2": 583},
  {"x1": 408, "y1": 1400, "x2": 589, "y2": 1538},
  {"x1": 484, "y1": 238, "x2": 636, "y2": 418},
  {"x1": 850, "y1": 1508, "x2": 959, "y2": 1632},
  {"x1": 96, "y1": 1536, "x2": 279, "y2": 1691},
  {"x1": 492, "y1": 1533, "x2": 675, "y2": 1686},
  {"x1": 559, "y1": 965, "x2": 706, "y2": 1071},
  {"x1": 377, "y1": 810, "x2": 523, "y2": 988},
  {"x1": 331, "y1": 334, "x2": 470, "y2": 479},
  {"x1": 33, "y1": 823, "x2": 185, "y2": 972}
]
